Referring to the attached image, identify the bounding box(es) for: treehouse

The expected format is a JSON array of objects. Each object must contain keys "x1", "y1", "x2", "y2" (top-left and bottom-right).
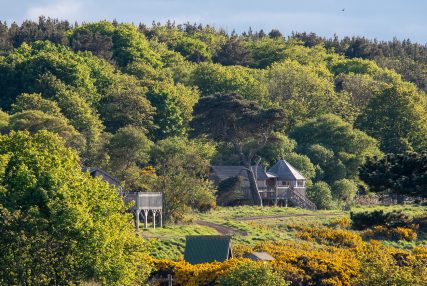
[
  {"x1": 85, "y1": 167, "x2": 163, "y2": 230},
  {"x1": 211, "y1": 160, "x2": 316, "y2": 210}
]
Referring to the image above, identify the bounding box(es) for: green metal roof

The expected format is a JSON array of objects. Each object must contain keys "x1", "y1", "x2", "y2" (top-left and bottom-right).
[{"x1": 184, "y1": 235, "x2": 233, "y2": 264}]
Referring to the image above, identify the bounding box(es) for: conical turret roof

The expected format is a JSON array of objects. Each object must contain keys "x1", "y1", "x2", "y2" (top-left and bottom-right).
[{"x1": 267, "y1": 160, "x2": 305, "y2": 180}]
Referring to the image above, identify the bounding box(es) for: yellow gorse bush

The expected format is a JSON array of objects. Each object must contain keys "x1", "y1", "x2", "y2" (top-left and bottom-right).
[
  {"x1": 149, "y1": 227, "x2": 427, "y2": 286},
  {"x1": 362, "y1": 225, "x2": 418, "y2": 241}
]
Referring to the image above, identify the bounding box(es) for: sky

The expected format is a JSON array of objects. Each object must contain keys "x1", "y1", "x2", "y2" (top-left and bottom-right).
[{"x1": 1, "y1": 0, "x2": 427, "y2": 43}]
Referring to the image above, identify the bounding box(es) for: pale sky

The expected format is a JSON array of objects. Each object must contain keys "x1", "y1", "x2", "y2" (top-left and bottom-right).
[{"x1": 1, "y1": 0, "x2": 427, "y2": 43}]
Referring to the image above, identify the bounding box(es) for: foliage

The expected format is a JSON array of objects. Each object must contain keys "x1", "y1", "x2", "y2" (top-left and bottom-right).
[
  {"x1": 362, "y1": 226, "x2": 418, "y2": 241},
  {"x1": 331, "y1": 179, "x2": 358, "y2": 204},
  {"x1": 306, "y1": 181, "x2": 335, "y2": 210},
  {"x1": 0, "y1": 131, "x2": 150, "y2": 285},
  {"x1": 146, "y1": 81, "x2": 199, "y2": 140},
  {"x1": 190, "y1": 63, "x2": 268, "y2": 103},
  {"x1": 268, "y1": 60, "x2": 336, "y2": 126},
  {"x1": 99, "y1": 74, "x2": 155, "y2": 133},
  {"x1": 218, "y1": 261, "x2": 289, "y2": 286},
  {"x1": 106, "y1": 125, "x2": 153, "y2": 183},
  {"x1": 360, "y1": 152, "x2": 427, "y2": 198},
  {"x1": 296, "y1": 227, "x2": 363, "y2": 249},
  {"x1": 350, "y1": 210, "x2": 412, "y2": 230},
  {"x1": 291, "y1": 114, "x2": 382, "y2": 185},
  {"x1": 355, "y1": 84, "x2": 427, "y2": 153},
  {"x1": 191, "y1": 93, "x2": 285, "y2": 205},
  {"x1": 150, "y1": 137, "x2": 217, "y2": 221}
]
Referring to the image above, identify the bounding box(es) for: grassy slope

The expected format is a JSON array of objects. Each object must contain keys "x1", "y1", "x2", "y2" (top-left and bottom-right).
[{"x1": 144, "y1": 205, "x2": 427, "y2": 260}]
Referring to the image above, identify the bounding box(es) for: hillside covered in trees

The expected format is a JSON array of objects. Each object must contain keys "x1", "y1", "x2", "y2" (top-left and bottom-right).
[
  {"x1": 1, "y1": 18, "x2": 426, "y2": 205},
  {"x1": 0, "y1": 17, "x2": 427, "y2": 285}
]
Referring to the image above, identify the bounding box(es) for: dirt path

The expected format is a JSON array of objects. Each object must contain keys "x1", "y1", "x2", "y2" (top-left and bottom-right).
[
  {"x1": 195, "y1": 220, "x2": 248, "y2": 236},
  {"x1": 234, "y1": 212, "x2": 343, "y2": 221}
]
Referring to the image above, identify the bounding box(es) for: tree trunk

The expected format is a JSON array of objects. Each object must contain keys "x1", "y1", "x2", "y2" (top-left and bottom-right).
[
  {"x1": 236, "y1": 144, "x2": 263, "y2": 206},
  {"x1": 245, "y1": 165, "x2": 263, "y2": 206}
]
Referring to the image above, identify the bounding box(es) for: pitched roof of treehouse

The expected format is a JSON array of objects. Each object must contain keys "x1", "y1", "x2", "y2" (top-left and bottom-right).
[
  {"x1": 267, "y1": 160, "x2": 305, "y2": 181},
  {"x1": 83, "y1": 167, "x2": 121, "y2": 187},
  {"x1": 210, "y1": 165, "x2": 271, "y2": 181},
  {"x1": 184, "y1": 235, "x2": 233, "y2": 264}
]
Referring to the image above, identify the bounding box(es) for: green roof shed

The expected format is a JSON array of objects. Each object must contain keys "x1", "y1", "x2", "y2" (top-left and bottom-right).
[{"x1": 184, "y1": 235, "x2": 233, "y2": 264}]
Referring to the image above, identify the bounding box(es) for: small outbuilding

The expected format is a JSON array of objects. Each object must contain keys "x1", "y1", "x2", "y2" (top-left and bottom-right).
[
  {"x1": 243, "y1": 252, "x2": 275, "y2": 261},
  {"x1": 184, "y1": 235, "x2": 233, "y2": 264}
]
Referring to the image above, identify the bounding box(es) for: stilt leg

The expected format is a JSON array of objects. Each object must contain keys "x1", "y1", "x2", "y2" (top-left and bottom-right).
[
  {"x1": 144, "y1": 209, "x2": 148, "y2": 229},
  {"x1": 135, "y1": 209, "x2": 141, "y2": 231}
]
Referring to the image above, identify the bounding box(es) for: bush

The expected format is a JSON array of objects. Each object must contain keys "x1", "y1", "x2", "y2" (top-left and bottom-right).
[
  {"x1": 350, "y1": 210, "x2": 412, "y2": 230},
  {"x1": 296, "y1": 227, "x2": 363, "y2": 249},
  {"x1": 306, "y1": 181, "x2": 335, "y2": 209},
  {"x1": 332, "y1": 179, "x2": 358, "y2": 203},
  {"x1": 218, "y1": 261, "x2": 289, "y2": 286},
  {"x1": 362, "y1": 226, "x2": 418, "y2": 242}
]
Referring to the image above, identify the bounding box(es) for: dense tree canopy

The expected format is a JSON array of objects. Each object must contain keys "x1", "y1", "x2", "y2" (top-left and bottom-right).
[
  {"x1": 0, "y1": 131, "x2": 149, "y2": 285},
  {"x1": 360, "y1": 152, "x2": 427, "y2": 198},
  {"x1": 0, "y1": 18, "x2": 427, "y2": 284}
]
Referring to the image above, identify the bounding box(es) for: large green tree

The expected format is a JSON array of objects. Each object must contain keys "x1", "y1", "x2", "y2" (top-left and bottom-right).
[
  {"x1": 290, "y1": 114, "x2": 382, "y2": 186},
  {"x1": 191, "y1": 93, "x2": 285, "y2": 206},
  {"x1": 360, "y1": 152, "x2": 427, "y2": 198},
  {"x1": 0, "y1": 131, "x2": 150, "y2": 285},
  {"x1": 150, "y1": 137, "x2": 216, "y2": 221},
  {"x1": 355, "y1": 84, "x2": 427, "y2": 153}
]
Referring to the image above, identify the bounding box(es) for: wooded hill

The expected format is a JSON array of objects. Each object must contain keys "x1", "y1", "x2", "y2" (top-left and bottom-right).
[{"x1": 0, "y1": 17, "x2": 426, "y2": 215}]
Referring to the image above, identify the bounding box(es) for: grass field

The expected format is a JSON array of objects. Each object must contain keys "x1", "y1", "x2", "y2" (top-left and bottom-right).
[{"x1": 144, "y1": 204, "x2": 427, "y2": 260}]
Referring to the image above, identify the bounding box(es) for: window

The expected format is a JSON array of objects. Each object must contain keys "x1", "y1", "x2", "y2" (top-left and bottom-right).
[{"x1": 282, "y1": 181, "x2": 290, "y2": 186}]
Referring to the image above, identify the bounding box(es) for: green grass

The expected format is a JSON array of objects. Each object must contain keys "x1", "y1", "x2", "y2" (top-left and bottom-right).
[{"x1": 145, "y1": 204, "x2": 427, "y2": 260}]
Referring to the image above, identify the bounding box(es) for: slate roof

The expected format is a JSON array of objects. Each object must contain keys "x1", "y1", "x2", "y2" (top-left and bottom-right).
[
  {"x1": 243, "y1": 252, "x2": 275, "y2": 261},
  {"x1": 83, "y1": 167, "x2": 121, "y2": 187},
  {"x1": 267, "y1": 160, "x2": 305, "y2": 181},
  {"x1": 184, "y1": 235, "x2": 233, "y2": 264},
  {"x1": 210, "y1": 165, "x2": 271, "y2": 182}
]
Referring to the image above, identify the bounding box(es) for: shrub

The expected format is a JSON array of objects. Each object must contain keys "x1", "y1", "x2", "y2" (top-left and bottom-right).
[
  {"x1": 296, "y1": 227, "x2": 363, "y2": 249},
  {"x1": 362, "y1": 226, "x2": 418, "y2": 242},
  {"x1": 306, "y1": 181, "x2": 335, "y2": 209},
  {"x1": 329, "y1": 216, "x2": 351, "y2": 229},
  {"x1": 331, "y1": 179, "x2": 358, "y2": 203},
  {"x1": 350, "y1": 210, "x2": 411, "y2": 230},
  {"x1": 354, "y1": 241, "x2": 427, "y2": 286},
  {"x1": 257, "y1": 241, "x2": 360, "y2": 286},
  {"x1": 218, "y1": 261, "x2": 289, "y2": 286}
]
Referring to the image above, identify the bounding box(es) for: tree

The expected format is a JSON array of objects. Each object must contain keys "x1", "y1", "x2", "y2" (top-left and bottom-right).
[
  {"x1": 191, "y1": 93, "x2": 285, "y2": 206},
  {"x1": 107, "y1": 126, "x2": 153, "y2": 179},
  {"x1": 0, "y1": 131, "x2": 150, "y2": 285},
  {"x1": 290, "y1": 114, "x2": 382, "y2": 184},
  {"x1": 355, "y1": 84, "x2": 427, "y2": 153},
  {"x1": 8, "y1": 110, "x2": 85, "y2": 151},
  {"x1": 360, "y1": 152, "x2": 427, "y2": 198},
  {"x1": 146, "y1": 81, "x2": 199, "y2": 140},
  {"x1": 11, "y1": 93, "x2": 63, "y2": 116},
  {"x1": 306, "y1": 181, "x2": 334, "y2": 210},
  {"x1": 99, "y1": 75, "x2": 155, "y2": 133},
  {"x1": 268, "y1": 60, "x2": 336, "y2": 127},
  {"x1": 150, "y1": 137, "x2": 216, "y2": 220},
  {"x1": 332, "y1": 179, "x2": 358, "y2": 204},
  {"x1": 190, "y1": 63, "x2": 268, "y2": 104}
]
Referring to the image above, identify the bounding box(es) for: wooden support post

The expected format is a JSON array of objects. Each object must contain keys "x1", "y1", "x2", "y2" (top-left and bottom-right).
[
  {"x1": 135, "y1": 209, "x2": 141, "y2": 231},
  {"x1": 160, "y1": 210, "x2": 163, "y2": 228},
  {"x1": 153, "y1": 210, "x2": 157, "y2": 229},
  {"x1": 143, "y1": 209, "x2": 148, "y2": 229}
]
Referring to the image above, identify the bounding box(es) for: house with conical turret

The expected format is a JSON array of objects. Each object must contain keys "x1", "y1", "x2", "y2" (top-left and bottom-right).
[{"x1": 211, "y1": 160, "x2": 316, "y2": 210}]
